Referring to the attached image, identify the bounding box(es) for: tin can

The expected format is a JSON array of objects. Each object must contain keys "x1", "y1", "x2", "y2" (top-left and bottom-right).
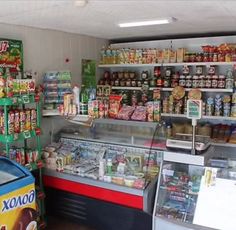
[
  {"x1": 8, "y1": 110, "x2": 15, "y2": 134},
  {"x1": 20, "y1": 110, "x2": 26, "y2": 132}
]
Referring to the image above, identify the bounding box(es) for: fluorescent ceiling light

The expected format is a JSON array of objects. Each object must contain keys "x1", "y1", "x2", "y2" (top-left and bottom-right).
[
  {"x1": 119, "y1": 17, "x2": 176, "y2": 28},
  {"x1": 74, "y1": 0, "x2": 88, "y2": 7}
]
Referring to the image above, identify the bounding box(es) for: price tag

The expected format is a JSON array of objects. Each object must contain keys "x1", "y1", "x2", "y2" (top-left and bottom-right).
[
  {"x1": 23, "y1": 131, "x2": 31, "y2": 139},
  {"x1": 187, "y1": 99, "x2": 202, "y2": 119},
  {"x1": 13, "y1": 133, "x2": 18, "y2": 140},
  {"x1": 22, "y1": 95, "x2": 30, "y2": 104}
]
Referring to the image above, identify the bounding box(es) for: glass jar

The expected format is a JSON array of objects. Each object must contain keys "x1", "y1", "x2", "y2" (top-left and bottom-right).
[
  {"x1": 126, "y1": 79, "x2": 131, "y2": 87},
  {"x1": 205, "y1": 75, "x2": 212, "y2": 88},
  {"x1": 184, "y1": 52, "x2": 190, "y2": 62},
  {"x1": 171, "y1": 79, "x2": 178, "y2": 88},
  {"x1": 120, "y1": 80, "x2": 126, "y2": 87},
  {"x1": 179, "y1": 75, "x2": 186, "y2": 87},
  {"x1": 196, "y1": 53, "x2": 203, "y2": 62},
  {"x1": 137, "y1": 80, "x2": 142, "y2": 87},
  {"x1": 199, "y1": 75, "x2": 205, "y2": 88},
  {"x1": 192, "y1": 75, "x2": 199, "y2": 88},
  {"x1": 131, "y1": 80, "x2": 137, "y2": 87},
  {"x1": 114, "y1": 79, "x2": 120, "y2": 86},
  {"x1": 131, "y1": 91, "x2": 138, "y2": 106},
  {"x1": 226, "y1": 78, "x2": 234, "y2": 89},
  {"x1": 164, "y1": 77, "x2": 170, "y2": 87},
  {"x1": 211, "y1": 75, "x2": 218, "y2": 88},
  {"x1": 190, "y1": 53, "x2": 196, "y2": 62},
  {"x1": 182, "y1": 66, "x2": 190, "y2": 75},
  {"x1": 149, "y1": 79, "x2": 156, "y2": 87},
  {"x1": 203, "y1": 53, "x2": 209, "y2": 62},
  {"x1": 196, "y1": 66, "x2": 203, "y2": 75},
  {"x1": 218, "y1": 53, "x2": 225, "y2": 62},
  {"x1": 208, "y1": 66, "x2": 216, "y2": 75},
  {"x1": 213, "y1": 53, "x2": 218, "y2": 62},
  {"x1": 186, "y1": 75, "x2": 192, "y2": 88},
  {"x1": 218, "y1": 75, "x2": 225, "y2": 88}
]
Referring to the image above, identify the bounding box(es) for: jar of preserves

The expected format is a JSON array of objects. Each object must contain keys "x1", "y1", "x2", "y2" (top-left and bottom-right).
[
  {"x1": 205, "y1": 75, "x2": 212, "y2": 88},
  {"x1": 156, "y1": 76, "x2": 164, "y2": 87},
  {"x1": 126, "y1": 79, "x2": 131, "y2": 87},
  {"x1": 190, "y1": 53, "x2": 196, "y2": 62},
  {"x1": 192, "y1": 75, "x2": 199, "y2": 88},
  {"x1": 208, "y1": 53, "x2": 213, "y2": 62},
  {"x1": 171, "y1": 79, "x2": 178, "y2": 88},
  {"x1": 218, "y1": 75, "x2": 225, "y2": 88},
  {"x1": 137, "y1": 80, "x2": 142, "y2": 87},
  {"x1": 226, "y1": 78, "x2": 234, "y2": 89},
  {"x1": 211, "y1": 75, "x2": 218, "y2": 88},
  {"x1": 203, "y1": 53, "x2": 209, "y2": 62},
  {"x1": 149, "y1": 79, "x2": 156, "y2": 87},
  {"x1": 196, "y1": 53, "x2": 203, "y2": 62},
  {"x1": 199, "y1": 75, "x2": 205, "y2": 88},
  {"x1": 120, "y1": 80, "x2": 125, "y2": 87},
  {"x1": 131, "y1": 80, "x2": 137, "y2": 87},
  {"x1": 179, "y1": 75, "x2": 186, "y2": 87},
  {"x1": 196, "y1": 66, "x2": 203, "y2": 75},
  {"x1": 186, "y1": 75, "x2": 192, "y2": 88},
  {"x1": 164, "y1": 77, "x2": 170, "y2": 87},
  {"x1": 218, "y1": 53, "x2": 225, "y2": 62},
  {"x1": 182, "y1": 66, "x2": 190, "y2": 75},
  {"x1": 213, "y1": 53, "x2": 218, "y2": 62},
  {"x1": 114, "y1": 79, "x2": 120, "y2": 86},
  {"x1": 208, "y1": 66, "x2": 215, "y2": 75},
  {"x1": 184, "y1": 52, "x2": 190, "y2": 62}
]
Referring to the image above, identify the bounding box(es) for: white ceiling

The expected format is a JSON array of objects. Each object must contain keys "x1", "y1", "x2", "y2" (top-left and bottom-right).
[{"x1": 0, "y1": 0, "x2": 236, "y2": 40}]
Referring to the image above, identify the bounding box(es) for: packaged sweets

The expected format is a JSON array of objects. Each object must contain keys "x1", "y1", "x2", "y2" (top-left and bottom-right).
[
  {"x1": 146, "y1": 102, "x2": 154, "y2": 122},
  {"x1": 31, "y1": 109, "x2": 37, "y2": 130},
  {"x1": 153, "y1": 101, "x2": 161, "y2": 122},
  {"x1": 8, "y1": 110, "x2": 14, "y2": 134},
  {"x1": 0, "y1": 110, "x2": 4, "y2": 134},
  {"x1": 14, "y1": 109, "x2": 20, "y2": 133},
  {"x1": 131, "y1": 106, "x2": 147, "y2": 121},
  {"x1": 117, "y1": 105, "x2": 135, "y2": 120},
  {"x1": 109, "y1": 95, "x2": 122, "y2": 118},
  {"x1": 20, "y1": 110, "x2": 26, "y2": 132},
  {"x1": 25, "y1": 109, "x2": 31, "y2": 131}
]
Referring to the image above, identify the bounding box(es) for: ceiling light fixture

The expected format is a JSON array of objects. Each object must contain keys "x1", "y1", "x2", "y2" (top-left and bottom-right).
[
  {"x1": 74, "y1": 0, "x2": 88, "y2": 7},
  {"x1": 119, "y1": 17, "x2": 176, "y2": 28}
]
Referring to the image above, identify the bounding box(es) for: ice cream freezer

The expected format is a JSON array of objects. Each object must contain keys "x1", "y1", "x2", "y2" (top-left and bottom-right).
[{"x1": 0, "y1": 156, "x2": 37, "y2": 230}]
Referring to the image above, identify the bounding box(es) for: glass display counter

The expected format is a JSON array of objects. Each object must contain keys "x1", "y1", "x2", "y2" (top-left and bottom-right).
[{"x1": 153, "y1": 149, "x2": 236, "y2": 230}]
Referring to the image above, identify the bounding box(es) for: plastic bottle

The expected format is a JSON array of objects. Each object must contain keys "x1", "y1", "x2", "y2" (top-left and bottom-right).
[
  {"x1": 107, "y1": 158, "x2": 112, "y2": 174},
  {"x1": 73, "y1": 85, "x2": 80, "y2": 114}
]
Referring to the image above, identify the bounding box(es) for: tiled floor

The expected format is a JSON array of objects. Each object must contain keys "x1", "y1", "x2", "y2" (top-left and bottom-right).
[{"x1": 46, "y1": 216, "x2": 96, "y2": 230}]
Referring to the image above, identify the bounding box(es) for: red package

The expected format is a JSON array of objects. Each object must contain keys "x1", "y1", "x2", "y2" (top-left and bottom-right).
[
  {"x1": 117, "y1": 105, "x2": 135, "y2": 120},
  {"x1": 131, "y1": 106, "x2": 147, "y2": 121},
  {"x1": 109, "y1": 95, "x2": 122, "y2": 118}
]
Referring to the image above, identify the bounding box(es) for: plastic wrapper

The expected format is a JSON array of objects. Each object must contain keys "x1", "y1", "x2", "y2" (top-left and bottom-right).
[
  {"x1": 117, "y1": 105, "x2": 135, "y2": 120},
  {"x1": 131, "y1": 106, "x2": 147, "y2": 121},
  {"x1": 109, "y1": 95, "x2": 122, "y2": 118}
]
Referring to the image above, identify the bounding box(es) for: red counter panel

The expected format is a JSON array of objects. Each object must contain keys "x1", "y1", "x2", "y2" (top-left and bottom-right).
[{"x1": 43, "y1": 175, "x2": 143, "y2": 210}]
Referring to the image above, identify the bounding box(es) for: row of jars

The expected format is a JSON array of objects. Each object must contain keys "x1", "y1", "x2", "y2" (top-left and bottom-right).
[
  {"x1": 168, "y1": 75, "x2": 233, "y2": 89},
  {"x1": 184, "y1": 52, "x2": 236, "y2": 63}
]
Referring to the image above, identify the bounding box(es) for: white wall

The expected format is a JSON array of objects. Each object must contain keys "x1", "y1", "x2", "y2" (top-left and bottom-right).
[
  {"x1": 0, "y1": 22, "x2": 107, "y2": 84},
  {"x1": 0, "y1": 23, "x2": 108, "y2": 146}
]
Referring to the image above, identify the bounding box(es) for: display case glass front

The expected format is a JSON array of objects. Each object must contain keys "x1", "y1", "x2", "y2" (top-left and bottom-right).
[{"x1": 154, "y1": 159, "x2": 236, "y2": 230}]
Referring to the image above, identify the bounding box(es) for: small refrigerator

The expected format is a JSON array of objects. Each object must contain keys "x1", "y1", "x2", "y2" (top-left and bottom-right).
[{"x1": 0, "y1": 157, "x2": 37, "y2": 230}]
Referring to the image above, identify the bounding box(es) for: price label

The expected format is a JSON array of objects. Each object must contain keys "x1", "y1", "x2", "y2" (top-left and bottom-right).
[
  {"x1": 187, "y1": 99, "x2": 202, "y2": 119},
  {"x1": 23, "y1": 131, "x2": 31, "y2": 139},
  {"x1": 22, "y1": 95, "x2": 30, "y2": 104}
]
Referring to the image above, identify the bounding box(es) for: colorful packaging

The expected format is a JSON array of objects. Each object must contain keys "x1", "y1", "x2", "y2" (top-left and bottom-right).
[
  {"x1": 30, "y1": 109, "x2": 37, "y2": 130},
  {"x1": 25, "y1": 109, "x2": 31, "y2": 131},
  {"x1": 153, "y1": 101, "x2": 161, "y2": 122},
  {"x1": 146, "y1": 102, "x2": 154, "y2": 122},
  {"x1": 14, "y1": 109, "x2": 20, "y2": 133},
  {"x1": 8, "y1": 110, "x2": 15, "y2": 134},
  {"x1": 20, "y1": 110, "x2": 26, "y2": 132},
  {"x1": 108, "y1": 95, "x2": 122, "y2": 118}
]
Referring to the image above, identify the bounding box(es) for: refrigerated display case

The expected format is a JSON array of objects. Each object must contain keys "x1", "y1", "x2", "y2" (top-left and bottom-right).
[
  {"x1": 153, "y1": 149, "x2": 236, "y2": 230},
  {"x1": 42, "y1": 121, "x2": 163, "y2": 230},
  {"x1": 0, "y1": 157, "x2": 37, "y2": 230}
]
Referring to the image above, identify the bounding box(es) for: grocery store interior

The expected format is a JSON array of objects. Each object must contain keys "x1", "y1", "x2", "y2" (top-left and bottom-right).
[{"x1": 1, "y1": 1, "x2": 236, "y2": 230}]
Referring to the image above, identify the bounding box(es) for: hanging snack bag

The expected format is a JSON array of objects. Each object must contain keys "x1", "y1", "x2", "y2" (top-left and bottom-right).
[
  {"x1": 31, "y1": 109, "x2": 37, "y2": 129},
  {"x1": 146, "y1": 102, "x2": 154, "y2": 122},
  {"x1": 14, "y1": 109, "x2": 20, "y2": 133},
  {"x1": 25, "y1": 109, "x2": 31, "y2": 131},
  {"x1": 153, "y1": 101, "x2": 161, "y2": 122},
  {"x1": 8, "y1": 110, "x2": 15, "y2": 134},
  {"x1": 108, "y1": 95, "x2": 122, "y2": 118},
  {"x1": 20, "y1": 110, "x2": 26, "y2": 132}
]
